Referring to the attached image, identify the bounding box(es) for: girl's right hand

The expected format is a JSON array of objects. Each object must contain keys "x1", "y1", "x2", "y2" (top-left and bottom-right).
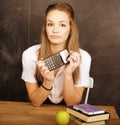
[{"x1": 36, "y1": 60, "x2": 54, "y2": 82}]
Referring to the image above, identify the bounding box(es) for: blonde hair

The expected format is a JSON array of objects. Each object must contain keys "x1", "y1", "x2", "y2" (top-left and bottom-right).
[{"x1": 36, "y1": 2, "x2": 80, "y2": 83}]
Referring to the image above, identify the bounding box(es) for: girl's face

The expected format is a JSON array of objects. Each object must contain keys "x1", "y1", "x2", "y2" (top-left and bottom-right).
[{"x1": 46, "y1": 10, "x2": 71, "y2": 47}]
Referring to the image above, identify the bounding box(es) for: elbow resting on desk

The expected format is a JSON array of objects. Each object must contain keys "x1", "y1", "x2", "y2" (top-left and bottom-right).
[
  {"x1": 30, "y1": 96, "x2": 44, "y2": 107},
  {"x1": 31, "y1": 101, "x2": 42, "y2": 107},
  {"x1": 65, "y1": 98, "x2": 82, "y2": 107}
]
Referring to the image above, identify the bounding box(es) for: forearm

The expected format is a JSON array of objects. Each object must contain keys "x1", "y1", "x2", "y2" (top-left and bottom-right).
[
  {"x1": 29, "y1": 80, "x2": 53, "y2": 107},
  {"x1": 63, "y1": 74, "x2": 83, "y2": 106}
]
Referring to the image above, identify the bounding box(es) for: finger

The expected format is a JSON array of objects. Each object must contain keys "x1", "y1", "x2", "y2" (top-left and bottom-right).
[
  {"x1": 72, "y1": 52, "x2": 81, "y2": 63},
  {"x1": 73, "y1": 58, "x2": 78, "y2": 63},
  {"x1": 44, "y1": 69, "x2": 50, "y2": 74},
  {"x1": 68, "y1": 54, "x2": 78, "y2": 63},
  {"x1": 67, "y1": 56, "x2": 74, "y2": 65},
  {"x1": 37, "y1": 61, "x2": 46, "y2": 72},
  {"x1": 37, "y1": 61, "x2": 43, "y2": 68}
]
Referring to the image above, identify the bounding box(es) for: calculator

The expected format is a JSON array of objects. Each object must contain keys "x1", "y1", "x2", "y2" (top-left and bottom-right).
[{"x1": 43, "y1": 49, "x2": 69, "y2": 71}]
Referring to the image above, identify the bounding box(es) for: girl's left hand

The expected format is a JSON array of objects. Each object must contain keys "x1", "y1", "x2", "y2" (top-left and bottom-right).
[{"x1": 64, "y1": 50, "x2": 81, "y2": 75}]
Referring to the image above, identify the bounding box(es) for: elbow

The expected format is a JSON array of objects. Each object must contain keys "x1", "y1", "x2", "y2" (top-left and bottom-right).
[
  {"x1": 31, "y1": 101, "x2": 42, "y2": 107},
  {"x1": 66, "y1": 101, "x2": 79, "y2": 107},
  {"x1": 29, "y1": 94, "x2": 42, "y2": 107},
  {"x1": 29, "y1": 96, "x2": 42, "y2": 107},
  {"x1": 65, "y1": 98, "x2": 81, "y2": 106},
  {"x1": 32, "y1": 102, "x2": 39, "y2": 107}
]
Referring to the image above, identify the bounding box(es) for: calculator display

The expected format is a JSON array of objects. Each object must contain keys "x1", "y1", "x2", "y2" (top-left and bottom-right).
[{"x1": 43, "y1": 49, "x2": 69, "y2": 71}]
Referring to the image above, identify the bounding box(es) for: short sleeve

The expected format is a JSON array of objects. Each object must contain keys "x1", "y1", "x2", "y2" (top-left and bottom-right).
[
  {"x1": 75, "y1": 49, "x2": 91, "y2": 87},
  {"x1": 21, "y1": 45, "x2": 40, "y2": 83}
]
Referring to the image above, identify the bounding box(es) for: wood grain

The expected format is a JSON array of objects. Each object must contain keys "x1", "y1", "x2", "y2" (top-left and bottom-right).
[{"x1": 0, "y1": 101, "x2": 119, "y2": 125}]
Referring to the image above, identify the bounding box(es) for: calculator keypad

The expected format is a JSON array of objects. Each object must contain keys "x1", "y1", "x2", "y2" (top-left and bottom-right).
[{"x1": 44, "y1": 53, "x2": 64, "y2": 71}]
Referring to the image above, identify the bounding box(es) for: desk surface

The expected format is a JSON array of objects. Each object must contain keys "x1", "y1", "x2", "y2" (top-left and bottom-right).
[{"x1": 0, "y1": 101, "x2": 119, "y2": 125}]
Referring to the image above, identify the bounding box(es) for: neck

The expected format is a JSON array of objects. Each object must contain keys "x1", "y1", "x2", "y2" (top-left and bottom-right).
[{"x1": 49, "y1": 44, "x2": 66, "y2": 54}]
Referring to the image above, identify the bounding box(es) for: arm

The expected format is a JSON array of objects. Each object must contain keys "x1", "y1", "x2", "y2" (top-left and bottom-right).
[
  {"x1": 25, "y1": 60, "x2": 54, "y2": 107},
  {"x1": 21, "y1": 47, "x2": 54, "y2": 106},
  {"x1": 63, "y1": 74, "x2": 85, "y2": 106},
  {"x1": 25, "y1": 79, "x2": 53, "y2": 107},
  {"x1": 63, "y1": 50, "x2": 91, "y2": 106}
]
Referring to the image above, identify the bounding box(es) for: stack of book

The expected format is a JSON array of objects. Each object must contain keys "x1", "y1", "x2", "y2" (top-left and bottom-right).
[{"x1": 66, "y1": 104, "x2": 110, "y2": 125}]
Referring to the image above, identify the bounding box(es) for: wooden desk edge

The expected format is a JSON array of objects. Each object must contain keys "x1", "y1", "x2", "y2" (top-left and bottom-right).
[{"x1": 0, "y1": 101, "x2": 119, "y2": 119}]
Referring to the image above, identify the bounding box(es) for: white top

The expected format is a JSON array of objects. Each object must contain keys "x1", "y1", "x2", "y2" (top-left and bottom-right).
[{"x1": 21, "y1": 44, "x2": 91, "y2": 104}]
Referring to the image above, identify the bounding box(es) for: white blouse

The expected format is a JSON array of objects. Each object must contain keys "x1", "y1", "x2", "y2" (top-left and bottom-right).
[{"x1": 21, "y1": 44, "x2": 91, "y2": 104}]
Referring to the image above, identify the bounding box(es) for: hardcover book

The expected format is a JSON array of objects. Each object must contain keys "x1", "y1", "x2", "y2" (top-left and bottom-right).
[
  {"x1": 66, "y1": 106, "x2": 110, "y2": 123},
  {"x1": 73, "y1": 104, "x2": 105, "y2": 115},
  {"x1": 71, "y1": 115, "x2": 106, "y2": 125}
]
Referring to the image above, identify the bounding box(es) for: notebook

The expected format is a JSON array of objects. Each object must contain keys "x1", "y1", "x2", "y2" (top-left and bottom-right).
[{"x1": 73, "y1": 104, "x2": 105, "y2": 115}]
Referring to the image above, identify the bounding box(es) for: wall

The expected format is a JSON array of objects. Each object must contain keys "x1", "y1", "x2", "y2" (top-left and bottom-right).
[{"x1": 0, "y1": 0, "x2": 120, "y2": 116}]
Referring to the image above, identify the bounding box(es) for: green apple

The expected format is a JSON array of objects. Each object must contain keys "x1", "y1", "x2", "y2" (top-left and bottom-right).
[{"x1": 55, "y1": 110, "x2": 70, "y2": 125}]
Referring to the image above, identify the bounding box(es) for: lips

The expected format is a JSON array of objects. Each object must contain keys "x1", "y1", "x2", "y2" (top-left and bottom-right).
[{"x1": 51, "y1": 35, "x2": 60, "y2": 39}]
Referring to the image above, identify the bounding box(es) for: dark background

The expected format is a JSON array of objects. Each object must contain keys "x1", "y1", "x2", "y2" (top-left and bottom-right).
[{"x1": 0, "y1": 0, "x2": 120, "y2": 117}]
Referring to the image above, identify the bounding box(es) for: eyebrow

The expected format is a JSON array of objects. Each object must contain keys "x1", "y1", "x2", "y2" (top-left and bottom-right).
[{"x1": 46, "y1": 20, "x2": 68, "y2": 23}]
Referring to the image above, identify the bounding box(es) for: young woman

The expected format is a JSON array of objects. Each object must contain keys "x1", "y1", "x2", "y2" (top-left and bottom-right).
[{"x1": 21, "y1": 2, "x2": 91, "y2": 106}]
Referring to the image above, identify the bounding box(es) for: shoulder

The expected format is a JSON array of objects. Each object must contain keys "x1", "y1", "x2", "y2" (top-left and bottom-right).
[
  {"x1": 22, "y1": 44, "x2": 40, "y2": 62},
  {"x1": 23, "y1": 44, "x2": 40, "y2": 55},
  {"x1": 79, "y1": 49, "x2": 91, "y2": 63}
]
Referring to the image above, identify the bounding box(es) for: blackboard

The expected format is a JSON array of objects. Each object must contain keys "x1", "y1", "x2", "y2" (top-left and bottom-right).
[{"x1": 0, "y1": 0, "x2": 120, "y2": 116}]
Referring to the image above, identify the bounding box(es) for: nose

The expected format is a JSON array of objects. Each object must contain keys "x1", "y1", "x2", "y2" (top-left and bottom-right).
[{"x1": 52, "y1": 25, "x2": 59, "y2": 33}]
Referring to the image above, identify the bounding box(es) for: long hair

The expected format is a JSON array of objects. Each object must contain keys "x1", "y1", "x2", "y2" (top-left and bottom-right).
[{"x1": 36, "y1": 2, "x2": 80, "y2": 83}]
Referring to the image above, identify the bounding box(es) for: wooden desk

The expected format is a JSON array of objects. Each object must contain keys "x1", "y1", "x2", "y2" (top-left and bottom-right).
[{"x1": 0, "y1": 101, "x2": 119, "y2": 125}]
